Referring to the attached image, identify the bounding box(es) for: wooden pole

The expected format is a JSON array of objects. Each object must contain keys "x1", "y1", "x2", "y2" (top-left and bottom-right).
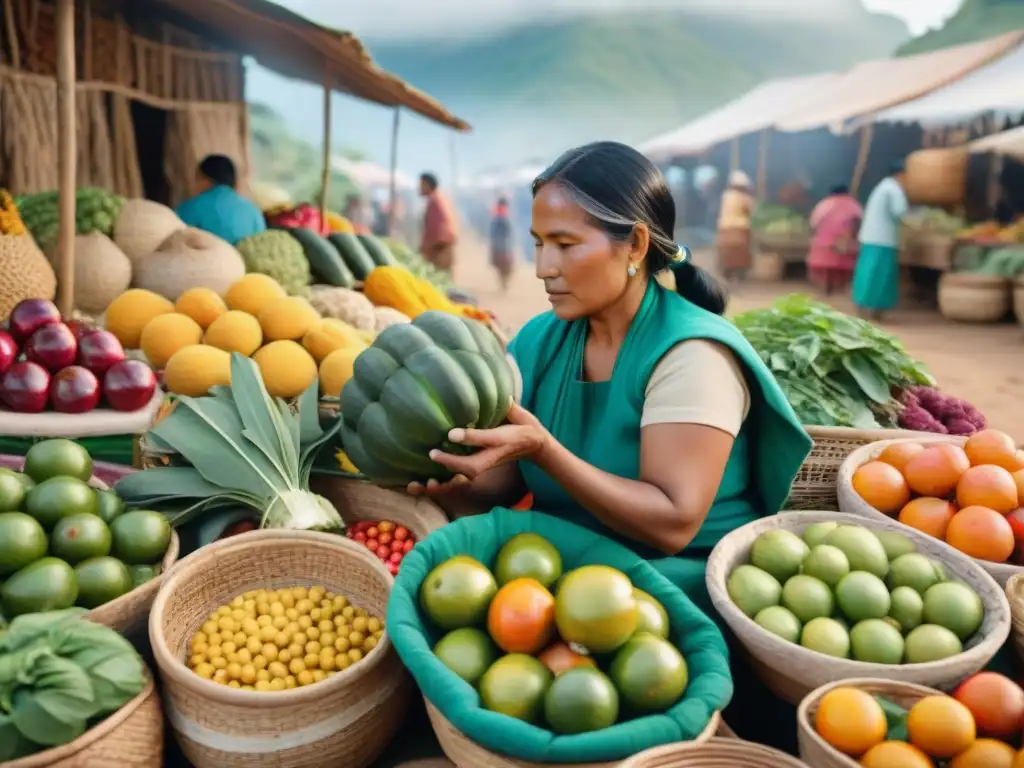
[
  {"x1": 755, "y1": 130, "x2": 769, "y2": 201},
  {"x1": 319, "y1": 63, "x2": 332, "y2": 226},
  {"x1": 850, "y1": 123, "x2": 875, "y2": 198},
  {"x1": 55, "y1": 0, "x2": 76, "y2": 318},
  {"x1": 387, "y1": 107, "x2": 400, "y2": 236}
]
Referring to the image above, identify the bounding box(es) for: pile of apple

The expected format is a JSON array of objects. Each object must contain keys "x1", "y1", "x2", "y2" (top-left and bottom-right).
[{"x1": 0, "y1": 299, "x2": 157, "y2": 414}]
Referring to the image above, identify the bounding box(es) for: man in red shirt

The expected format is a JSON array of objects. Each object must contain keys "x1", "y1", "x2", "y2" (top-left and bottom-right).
[{"x1": 418, "y1": 172, "x2": 459, "y2": 272}]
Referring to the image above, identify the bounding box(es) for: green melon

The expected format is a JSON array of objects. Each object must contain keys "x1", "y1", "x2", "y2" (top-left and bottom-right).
[
  {"x1": 358, "y1": 234, "x2": 397, "y2": 266},
  {"x1": 287, "y1": 227, "x2": 355, "y2": 288},
  {"x1": 328, "y1": 233, "x2": 377, "y2": 281}
]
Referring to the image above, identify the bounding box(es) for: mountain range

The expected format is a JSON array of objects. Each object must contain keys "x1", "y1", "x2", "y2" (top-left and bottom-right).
[{"x1": 897, "y1": 0, "x2": 1024, "y2": 55}]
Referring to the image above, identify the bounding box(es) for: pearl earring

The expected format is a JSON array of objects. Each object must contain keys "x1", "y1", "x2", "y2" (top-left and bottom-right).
[{"x1": 627, "y1": 263, "x2": 638, "y2": 277}]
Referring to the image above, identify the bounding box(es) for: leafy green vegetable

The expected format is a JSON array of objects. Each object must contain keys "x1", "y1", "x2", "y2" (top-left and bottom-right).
[
  {"x1": 0, "y1": 609, "x2": 145, "y2": 759},
  {"x1": 733, "y1": 295, "x2": 933, "y2": 427}
]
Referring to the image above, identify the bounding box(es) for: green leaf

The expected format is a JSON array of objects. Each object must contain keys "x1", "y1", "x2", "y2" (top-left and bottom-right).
[
  {"x1": 842, "y1": 353, "x2": 891, "y2": 405},
  {"x1": 47, "y1": 620, "x2": 144, "y2": 714},
  {"x1": 229, "y1": 354, "x2": 298, "y2": 485},
  {"x1": 9, "y1": 654, "x2": 96, "y2": 746},
  {"x1": 115, "y1": 466, "x2": 245, "y2": 503}
]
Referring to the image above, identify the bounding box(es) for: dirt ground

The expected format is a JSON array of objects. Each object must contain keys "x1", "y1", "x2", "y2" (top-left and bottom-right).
[{"x1": 453, "y1": 239, "x2": 1023, "y2": 436}]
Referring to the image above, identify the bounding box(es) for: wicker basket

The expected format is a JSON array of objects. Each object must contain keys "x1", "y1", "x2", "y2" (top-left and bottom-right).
[
  {"x1": 787, "y1": 426, "x2": 937, "y2": 511},
  {"x1": 751, "y1": 251, "x2": 785, "y2": 282},
  {"x1": 150, "y1": 529, "x2": 412, "y2": 768},
  {"x1": 796, "y1": 678, "x2": 941, "y2": 768},
  {"x1": 309, "y1": 474, "x2": 449, "y2": 541},
  {"x1": 905, "y1": 147, "x2": 968, "y2": 207},
  {"x1": 837, "y1": 436, "x2": 1024, "y2": 587},
  {"x1": 425, "y1": 701, "x2": 722, "y2": 768},
  {"x1": 2, "y1": 675, "x2": 164, "y2": 768},
  {"x1": 1005, "y1": 573, "x2": 1024, "y2": 668},
  {"x1": 1014, "y1": 277, "x2": 1024, "y2": 328},
  {"x1": 705, "y1": 511, "x2": 1010, "y2": 704},
  {"x1": 620, "y1": 737, "x2": 809, "y2": 767},
  {"x1": 938, "y1": 272, "x2": 1012, "y2": 323},
  {"x1": 914, "y1": 233, "x2": 956, "y2": 271}
]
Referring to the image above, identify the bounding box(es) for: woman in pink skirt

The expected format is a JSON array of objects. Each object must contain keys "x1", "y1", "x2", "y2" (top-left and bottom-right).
[{"x1": 807, "y1": 184, "x2": 863, "y2": 295}]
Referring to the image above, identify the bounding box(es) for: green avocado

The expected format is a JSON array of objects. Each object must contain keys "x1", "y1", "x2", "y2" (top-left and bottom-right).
[
  {"x1": 110, "y1": 510, "x2": 171, "y2": 565},
  {"x1": 1, "y1": 557, "x2": 78, "y2": 617},
  {"x1": 25, "y1": 477, "x2": 100, "y2": 529},
  {"x1": 0, "y1": 512, "x2": 48, "y2": 577},
  {"x1": 93, "y1": 489, "x2": 126, "y2": 525},
  {"x1": 0, "y1": 469, "x2": 27, "y2": 513},
  {"x1": 74, "y1": 557, "x2": 133, "y2": 608}
]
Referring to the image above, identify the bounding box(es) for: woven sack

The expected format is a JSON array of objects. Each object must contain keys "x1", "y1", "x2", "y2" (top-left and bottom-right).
[
  {"x1": 0, "y1": 234, "x2": 57, "y2": 321},
  {"x1": 938, "y1": 272, "x2": 1012, "y2": 323},
  {"x1": 133, "y1": 228, "x2": 245, "y2": 300},
  {"x1": 388, "y1": 508, "x2": 733, "y2": 764},
  {"x1": 64, "y1": 232, "x2": 133, "y2": 314},
  {"x1": 904, "y1": 147, "x2": 967, "y2": 207},
  {"x1": 113, "y1": 198, "x2": 185, "y2": 264},
  {"x1": 837, "y1": 437, "x2": 1024, "y2": 587}
]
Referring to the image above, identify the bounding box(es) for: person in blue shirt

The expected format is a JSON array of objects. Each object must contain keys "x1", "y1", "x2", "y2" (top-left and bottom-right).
[
  {"x1": 851, "y1": 161, "x2": 909, "y2": 320},
  {"x1": 175, "y1": 155, "x2": 266, "y2": 245}
]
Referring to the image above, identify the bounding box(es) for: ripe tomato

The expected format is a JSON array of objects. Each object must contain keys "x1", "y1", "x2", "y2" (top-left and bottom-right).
[
  {"x1": 353, "y1": 531, "x2": 367, "y2": 543},
  {"x1": 389, "y1": 552, "x2": 402, "y2": 564},
  {"x1": 394, "y1": 527, "x2": 409, "y2": 542},
  {"x1": 378, "y1": 520, "x2": 394, "y2": 533},
  {"x1": 379, "y1": 532, "x2": 393, "y2": 546},
  {"x1": 954, "y1": 672, "x2": 1024, "y2": 739},
  {"x1": 1007, "y1": 508, "x2": 1024, "y2": 541},
  {"x1": 402, "y1": 539, "x2": 414, "y2": 553},
  {"x1": 366, "y1": 526, "x2": 379, "y2": 539}
]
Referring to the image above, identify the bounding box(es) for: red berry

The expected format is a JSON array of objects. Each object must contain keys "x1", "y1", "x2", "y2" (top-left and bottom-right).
[
  {"x1": 402, "y1": 539, "x2": 414, "y2": 553},
  {"x1": 366, "y1": 526, "x2": 379, "y2": 539},
  {"x1": 394, "y1": 527, "x2": 409, "y2": 542},
  {"x1": 376, "y1": 544, "x2": 390, "y2": 558},
  {"x1": 390, "y1": 540, "x2": 403, "y2": 553},
  {"x1": 387, "y1": 561, "x2": 400, "y2": 575},
  {"x1": 378, "y1": 532, "x2": 393, "y2": 546},
  {"x1": 353, "y1": 531, "x2": 367, "y2": 543},
  {"x1": 378, "y1": 520, "x2": 395, "y2": 533},
  {"x1": 389, "y1": 552, "x2": 403, "y2": 564}
]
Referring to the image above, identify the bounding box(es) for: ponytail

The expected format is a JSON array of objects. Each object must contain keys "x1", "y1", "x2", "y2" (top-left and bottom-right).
[{"x1": 669, "y1": 249, "x2": 728, "y2": 315}]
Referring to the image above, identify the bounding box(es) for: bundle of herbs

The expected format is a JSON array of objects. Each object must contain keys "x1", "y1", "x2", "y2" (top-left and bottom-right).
[
  {"x1": 115, "y1": 353, "x2": 344, "y2": 533},
  {"x1": 733, "y1": 295, "x2": 934, "y2": 428},
  {"x1": 0, "y1": 609, "x2": 146, "y2": 761}
]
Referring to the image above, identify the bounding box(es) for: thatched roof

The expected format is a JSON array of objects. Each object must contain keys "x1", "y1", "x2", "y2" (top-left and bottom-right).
[{"x1": 154, "y1": 0, "x2": 470, "y2": 131}]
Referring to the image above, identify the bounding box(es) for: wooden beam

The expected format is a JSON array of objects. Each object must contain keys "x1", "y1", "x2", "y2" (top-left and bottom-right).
[
  {"x1": 755, "y1": 130, "x2": 769, "y2": 201},
  {"x1": 387, "y1": 107, "x2": 400, "y2": 236},
  {"x1": 850, "y1": 123, "x2": 874, "y2": 198},
  {"x1": 55, "y1": 0, "x2": 76, "y2": 318},
  {"x1": 729, "y1": 137, "x2": 740, "y2": 173},
  {"x1": 319, "y1": 62, "x2": 332, "y2": 227}
]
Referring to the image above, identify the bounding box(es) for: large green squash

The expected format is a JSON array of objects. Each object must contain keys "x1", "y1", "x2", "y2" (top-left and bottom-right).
[
  {"x1": 358, "y1": 234, "x2": 398, "y2": 267},
  {"x1": 285, "y1": 227, "x2": 356, "y2": 288},
  {"x1": 328, "y1": 233, "x2": 376, "y2": 281},
  {"x1": 340, "y1": 311, "x2": 514, "y2": 486}
]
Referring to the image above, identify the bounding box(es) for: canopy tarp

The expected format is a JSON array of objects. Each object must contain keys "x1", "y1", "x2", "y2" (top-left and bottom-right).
[
  {"x1": 638, "y1": 72, "x2": 839, "y2": 162},
  {"x1": 773, "y1": 30, "x2": 1024, "y2": 134},
  {"x1": 331, "y1": 157, "x2": 415, "y2": 189},
  {"x1": 970, "y1": 125, "x2": 1024, "y2": 161},
  {"x1": 154, "y1": 0, "x2": 470, "y2": 130},
  {"x1": 848, "y1": 44, "x2": 1024, "y2": 130}
]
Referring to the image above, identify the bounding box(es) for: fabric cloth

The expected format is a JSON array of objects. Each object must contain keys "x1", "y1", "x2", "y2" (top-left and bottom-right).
[
  {"x1": 716, "y1": 228, "x2": 752, "y2": 273},
  {"x1": 421, "y1": 190, "x2": 459, "y2": 254},
  {"x1": 386, "y1": 508, "x2": 733, "y2": 763},
  {"x1": 508, "y1": 280, "x2": 812, "y2": 613},
  {"x1": 808, "y1": 194, "x2": 862, "y2": 272},
  {"x1": 643, "y1": 340, "x2": 750, "y2": 436},
  {"x1": 175, "y1": 185, "x2": 266, "y2": 245},
  {"x1": 859, "y1": 176, "x2": 909, "y2": 248},
  {"x1": 489, "y1": 211, "x2": 515, "y2": 276},
  {"x1": 851, "y1": 243, "x2": 901, "y2": 312},
  {"x1": 716, "y1": 188, "x2": 754, "y2": 231},
  {"x1": 424, "y1": 242, "x2": 455, "y2": 272}
]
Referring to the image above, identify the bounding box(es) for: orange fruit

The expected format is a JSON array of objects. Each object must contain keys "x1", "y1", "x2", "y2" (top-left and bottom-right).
[
  {"x1": 537, "y1": 642, "x2": 597, "y2": 676},
  {"x1": 904, "y1": 445, "x2": 971, "y2": 498},
  {"x1": 1013, "y1": 450, "x2": 1024, "y2": 472},
  {"x1": 956, "y1": 465, "x2": 1020, "y2": 514},
  {"x1": 965, "y1": 430, "x2": 1020, "y2": 471},
  {"x1": 860, "y1": 741, "x2": 934, "y2": 768},
  {"x1": 946, "y1": 506, "x2": 1016, "y2": 563},
  {"x1": 1015, "y1": 749, "x2": 1024, "y2": 768},
  {"x1": 951, "y1": 738, "x2": 1017, "y2": 768},
  {"x1": 486, "y1": 577, "x2": 556, "y2": 655},
  {"x1": 814, "y1": 687, "x2": 887, "y2": 756},
  {"x1": 907, "y1": 695, "x2": 976, "y2": 758},
  {"x1": 1013, "y1": 470, "x2": 1024, "y2": 501},
  {"x1": 899, "y1": 497, "x2": 959, "y2": 540},
  {"x1": 877, "y1": 442, "x2": 925, "y2": 474},
  {"x1": 954, "y1": 672, "x2": 1024, "y2": 739},
  {"x1": 853, "y1": 461, "x2": 912, "y2": 514}
]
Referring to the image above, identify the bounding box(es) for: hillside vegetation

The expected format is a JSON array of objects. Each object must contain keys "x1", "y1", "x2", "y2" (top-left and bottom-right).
[{"x1": 897, "y1": 0, "x2": 1024, "y2": 56}]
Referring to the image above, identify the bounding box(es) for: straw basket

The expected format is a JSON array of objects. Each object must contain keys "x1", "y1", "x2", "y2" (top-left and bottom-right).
[
  {"x1": 425, "y1": 701, "x2": 722, "y2": 768},
  {"x1": 837, "y1": 436, "x2": 1024, "y2": 587},
  {"x1": 150, "y1": 529, "x2": 412, "y2": 768},
  {"x1": 620, "y1": 737, "x2": 809, "y2": 768},
  {"x1": 1005, "y1": 573, "x2": 1024, "y2": 667},
  {"x1": 706, "y1": 511, "x2": 1010, "y2": 704},
  {"x1": 2, "y1": 675, "x2": 164, "y2": 768},
  {"x1": 309, "y1": 473, "x2": 449, "y2": 541},
  {"x1": 938, "y1": 272, "x2": 1012, "y2": 323},
  {"x1": 788, "y1": 426, "x2": 936, "y2": 511},
  {"x1": 914, "y1": 233, "x2": 955, "y2": 271},
  {"x1": 905, "y1": 147, "x2": 967, "y2": 207},
  {"x1": 796, "y1": 678, "x2": 941, "y2": 768},
  {"x1": 1013, "y1": 277, "x2": 1024, "y2": 328}
]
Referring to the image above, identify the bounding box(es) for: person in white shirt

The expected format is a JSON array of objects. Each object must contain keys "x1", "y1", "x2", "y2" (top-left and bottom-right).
[{"x1": 851, "y1": 162, "x2": 909, "y2": 320}]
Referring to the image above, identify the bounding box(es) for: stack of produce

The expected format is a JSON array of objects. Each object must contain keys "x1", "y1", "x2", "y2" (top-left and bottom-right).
[
  {"x1": 132, "y1": 228, "x2": 246, "y2": 300},
  {"x1": 363, "y1": 265, "x2": 490, "y2": 323},
  {"x1": 382, "y1": 236, "x2": 455, "y2": 290},
  {"x1": 0, "y1": 190, "x2": 58, "y2": 322},
  {"x1": 727, "y1": 521, "x2": 982, "y2": 663},
  {"x1": 345, "y1": 519, "x2": 417, "y2": 576},
  {"x1": 733, "y1": 295, "x2": 934, "y2": 428},
  {"x1": 236, "y1": 230, "x2": 312, "y2": 297},
  {"x1": 265, "y1": 202, "x2": 328, "y2": 234},
  {"x1": 903, "y1": 207, "x2": 966, "y2": 237},
  {"x1": 1, "y1": 298, "x2": 157, "y2": 414},
  {"x1": 957, "y1": 216, "x2": 1024, "y2": 245},
  {"x1": 14, "y1": 188, "x2": 125, "y2": 252},
  {"x1": 850, "y1": 429, "x2": 1024, "y2": 566},
  {"x1": 0, "y1": 608, "x2": 147, "y2": 761},
  {"x1": 813, "y1": 674, "x2": 1024, "y2": 766},
  {"x1": 751, "y1": 204, "x2": 810, "y2": 237},
  {"x1": 898, "y1": 385, "x2": 987, "y2": 435},
  {"x1": 0, "y1": 439, "x2": 170, "y2": 620},
  {"x1": 965, "y1": 246, "x2": 1024, "y2": 280},
  {"x1": 184, "y1": 584, "x2": 385, "y2": 691},
  {"x1": 114, "y1": 352, "x2": 345, "y2": 535},
  {"x1": 112, "y1": 198, "x2": 185, "y2": 263},
  {"x1": 424, "y1": 533, "x2": 689, "y2": 733}
]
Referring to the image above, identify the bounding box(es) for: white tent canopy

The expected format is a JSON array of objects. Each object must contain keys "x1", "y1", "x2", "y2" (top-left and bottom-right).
[
  {"x1": 331, "y1": 156, "x2": 415, "y2": 190},
  {"x1": 848, "y1": 43, "x2": 1024, "y2": 130},
  {"x1": 639, "y1": 72, "x2": 838, "y2": 162},
  {"x1": 970, "y1": 125, "x2": 1024, "y2": 161}
]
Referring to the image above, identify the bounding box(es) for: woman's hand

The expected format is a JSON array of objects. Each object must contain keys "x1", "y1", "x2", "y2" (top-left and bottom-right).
[{"x1": 407, "y1": 402, "x2": 549, "y2": 496}]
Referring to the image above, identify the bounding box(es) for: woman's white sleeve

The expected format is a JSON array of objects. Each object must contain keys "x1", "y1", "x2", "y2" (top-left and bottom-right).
[{"x1": 641, "y1": 340, "x2": 750, "y2": 437}]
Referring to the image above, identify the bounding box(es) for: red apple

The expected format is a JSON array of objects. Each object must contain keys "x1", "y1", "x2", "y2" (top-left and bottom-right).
[
  {"x1": 1008, "y1": 507, "x2": 1024, "y2": 542},
  {"x1": 66, "y1": 318, "x2": 99, "y2": 341},
  {"x1": 0, "y1": 330, "x2": 17, "y2": 376},
  {"x1": 103, "y1": 359, "x2": 157, "y2": 412},
  {"x1": 0, "y1": 361, "x2": 51, "y2": 413},
  {"x1": 77, "y1": 329, "x2": 125, "y2": 375},
  {"x1": 8, "y1": 299, "x2": 61, "y2": 344},
  {"x1": 49, "y1": 365, "x2": 100, "y2": 414},
  {"x1": 23, "y1": 323, "x2": 77, "y2": 372}
]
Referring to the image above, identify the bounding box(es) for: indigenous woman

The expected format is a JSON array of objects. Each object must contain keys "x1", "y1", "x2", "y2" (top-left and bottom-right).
[
  {"x1": 851, "y1": 163, "x2": 909, "y2": 320},
  {"x1": 807, "y1": 184, "x2": 863, "y2": 295},
  {"x1": 715, "y1": 171, "x2": 755, "y2": 281}
]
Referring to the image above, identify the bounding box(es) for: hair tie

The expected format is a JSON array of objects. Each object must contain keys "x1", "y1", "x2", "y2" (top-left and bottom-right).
[{"x1": 669, "y1": 244, "x2": 691, "y2": 271}]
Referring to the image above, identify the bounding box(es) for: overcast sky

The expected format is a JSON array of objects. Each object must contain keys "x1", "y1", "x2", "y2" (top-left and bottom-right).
[{"x1": 279, "y1": 0, "x2": 964, "y2": 38}]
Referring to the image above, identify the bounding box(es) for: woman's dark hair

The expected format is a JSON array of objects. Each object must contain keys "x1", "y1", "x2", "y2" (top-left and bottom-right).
[
  {"x1": 829, "y1": 183, "x2": 850, "y2": 196},
  {"x1": 420, "y1": 172, "x2": 439, "y2": 191},
  {"x1": 533, "y1": 141, "x2": 727, "y2": 315},
  {"x1": 198, "y1": 155, "x2": 237, "y2": 188}
]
